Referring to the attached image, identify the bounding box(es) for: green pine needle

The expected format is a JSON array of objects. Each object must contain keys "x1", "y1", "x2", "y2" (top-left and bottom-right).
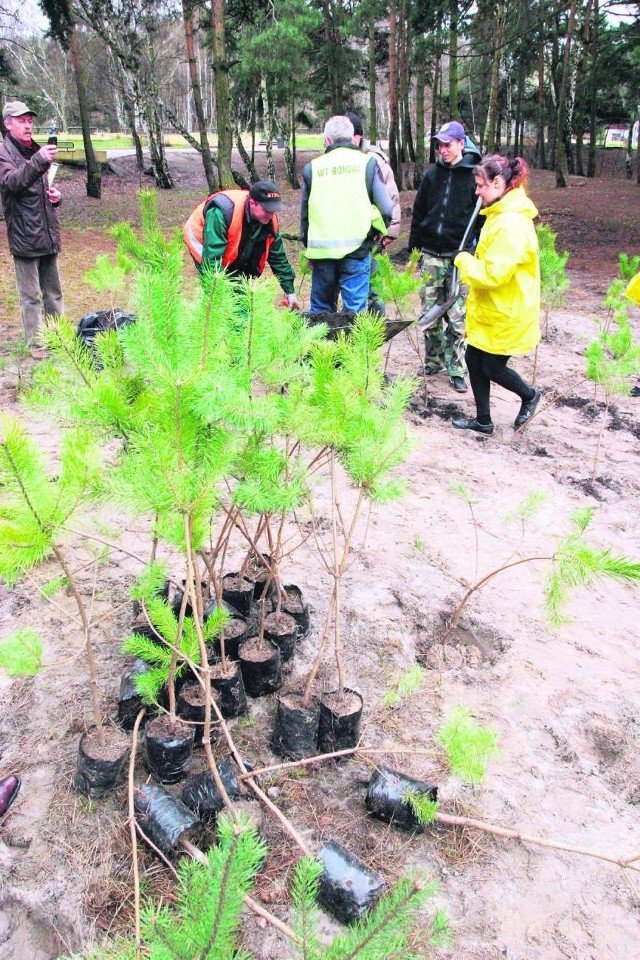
[
  {"x1": 382, "y1": 665, "x2": 424, "y2": 708},
  {"x1": 41, "y1": 575, "x2": 69, "y2": 598},
  {"x1": 436, "y1": 705, "x2": 500, "y2": 783},
  {"x1": 0, "y1": 627, "x2": 43, "y2": 676},
  {"x1": 544, "y1": 507, "x2": 640, "y2": 626},
  {"x1": 403, "y1": 788, "x2": 439, "y2": 824}
]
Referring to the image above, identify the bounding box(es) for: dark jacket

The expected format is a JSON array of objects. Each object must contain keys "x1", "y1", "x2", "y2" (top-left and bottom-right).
[
  {"x1": 408, "y1": 144, "x2": 482, "y2": 258},
  {"x1": 0, "y1": 134, "x2": 60, "y2": 259}
]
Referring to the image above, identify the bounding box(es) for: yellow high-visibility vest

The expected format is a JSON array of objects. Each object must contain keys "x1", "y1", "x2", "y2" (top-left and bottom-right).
[{"x1": 306, "y1": 148, "x2": 379, "y2": 260}]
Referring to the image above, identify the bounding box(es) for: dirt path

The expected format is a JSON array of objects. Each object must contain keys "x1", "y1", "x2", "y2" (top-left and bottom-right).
[{"x1": 1, "y1": 153, "x2": 639, "y2": 959}]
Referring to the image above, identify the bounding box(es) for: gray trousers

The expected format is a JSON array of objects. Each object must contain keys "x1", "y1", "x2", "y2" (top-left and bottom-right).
[{"x1": 13, "y1": 254, "x2": 64, "y2": 346}]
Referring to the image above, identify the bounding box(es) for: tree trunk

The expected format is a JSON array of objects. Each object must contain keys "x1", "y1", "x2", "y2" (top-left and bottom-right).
[
  {"x1": 211, "y1": 0, "x2": 234, "y2": 188},
  {"x1": 368, "y1": 14, "x2": 377, "y2": 142},
  {"x1": 484, "y1": 1, "x2": 505, "y2": 154},
  {"x1": 182, "y1": 0, "x2": 217, "y2": 193},
  {"x1": 554, "y1": 0, "x2": 577, "y2": 188},
  {"x1": 414, "y1": 58, "x2": 426, "y2": 187},
  {"x1": 388, "y1": 0, "x2": 398, "y2": 178},
  {"x1": 536, "y1": 0, "x2": 547, "y2": 168},
  {"x1": 68, "y1": 25, "x2": 101, "y2": 198},
  {"x1": 235, "y1": 122, "x2": 258, "y2": 183},
  {"x1": 587, "y1": 0, "x2": 599, "y2": 178},
  {"x1": 430, "y1": 53, "x2": 441, "y2": 163},
  {"x1": 448, "y1": 0, "x2": 459, "y2": 117},
  {"x1": 261, "y1": 75, "x2": 276, "y2": 182}
]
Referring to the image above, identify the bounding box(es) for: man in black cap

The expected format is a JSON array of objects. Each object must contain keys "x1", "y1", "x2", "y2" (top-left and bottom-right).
[
  {"x1": 183, "y1": 178, "x2": 300, "y2": 307},
  {"x1": 409, "y1": 120, "x2": 482, "y2": 392},
  {"x1": 0, "y1": 99, "x2": 63, "y2": 359}
]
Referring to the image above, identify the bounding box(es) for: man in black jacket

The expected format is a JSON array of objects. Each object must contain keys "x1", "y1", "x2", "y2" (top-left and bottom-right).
[
  {"x1": 0, "y1": 100, "x2": 63, "y2": 358},
  {"x1": 409, "y1": 121, "x2": 481, "y2": 392}
]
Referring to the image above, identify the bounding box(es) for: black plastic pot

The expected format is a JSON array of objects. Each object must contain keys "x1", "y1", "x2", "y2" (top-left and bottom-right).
[
  {"x1": 239, "y1": 637, "x2": 283, "y2": 697},
  {"x1": 365, "y1": 764, "x2": 438, "y2": 832},
  {"x1": 264, "y1": 611, "x2": 298, "y2": 662},
  {"x1": 247, "y1": 554, "x2": 274, "y2": 601},
  {"x1": 317, "y1": 688, "x2": 363, "y2": 754},
  {"x1": 73, "y1": 728, "x2": 130, "y2": 799},
  {"x1": 181, "y1": 754, "x2": 250, "y2": 824},
  {"x1": 177, "y1": 682, "x2": 221, "y2": 745},
  {"x1": 171, "y1": 579, "x2": 209, "y2": 620},
  {"x1": 222, "y1": 573, "x2": 254, "y2": 617},
  {"x1": 282, "y1": 584, "x2": 311, "y2": 638},
  {"x1": 210, "y1": 661, "x2": 248, "y2": 718},
  {"x1": 272, "y1": 691, "x2": 319, "y2": 760},
  {"x1": 317, "y1": 840, "x2": 385, "y2": 924},
  {"x1": 207, "y1": 617, "x2": 251, "y2": 664},
  {"x1": 118, "y1": 659, "x2": 154, "y2": 729},
  {"x1": 135, "y1": 782, "x2": 203, "y2": 857},
  {"x1": 145, "y1": 715, "x2": 195, "y2": 783}
]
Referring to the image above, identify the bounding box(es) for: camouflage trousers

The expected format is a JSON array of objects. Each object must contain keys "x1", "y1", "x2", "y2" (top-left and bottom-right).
[{"x1": 418, "y1": 254, "x2": 468, "y2": 376}]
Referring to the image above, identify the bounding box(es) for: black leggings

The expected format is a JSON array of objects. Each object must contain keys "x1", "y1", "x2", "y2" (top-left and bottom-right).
[{"x1": 465, "y1": 343, "x2": 534, "y2": 420}]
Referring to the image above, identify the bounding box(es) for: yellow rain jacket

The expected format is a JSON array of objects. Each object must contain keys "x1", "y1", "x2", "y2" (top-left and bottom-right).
[
  {"x1": 455, "y1": 186, "x2": 541, "y2": 356},
  {"x1": 625, "y1": 271, "x2": 640, "y2": 305}
]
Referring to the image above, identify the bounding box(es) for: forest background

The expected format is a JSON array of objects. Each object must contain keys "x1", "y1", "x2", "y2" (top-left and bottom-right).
[{"x1": 0, "y1": 0, "x2": 639, "y2": 200}]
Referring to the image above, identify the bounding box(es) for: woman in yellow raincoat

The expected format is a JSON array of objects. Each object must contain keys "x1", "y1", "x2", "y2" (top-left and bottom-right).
[{"x1": 452, "y1": 155, "x2": 541, "y2": 435}]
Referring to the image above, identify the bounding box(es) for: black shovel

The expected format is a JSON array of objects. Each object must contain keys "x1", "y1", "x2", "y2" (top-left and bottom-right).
[{"x1": 416, "y1": 196, "x2": 483, "y2": 330}]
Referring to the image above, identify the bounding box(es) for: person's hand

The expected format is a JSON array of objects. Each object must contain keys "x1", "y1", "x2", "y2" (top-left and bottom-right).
[
  {"x1": 38, "y1": 143, "x2": 58, "y2": 163},
  {"x1": 380, "y1": 236, "x2": 394, "y2": 248},
  {"x1": 47, "y1": 186, "x2": 61, "y2": 204},
  {"x1": 284, "y1": 293, "x2": 301, "y2": 310}
]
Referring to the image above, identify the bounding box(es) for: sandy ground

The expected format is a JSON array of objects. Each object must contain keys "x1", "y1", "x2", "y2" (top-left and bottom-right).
[{"x1": 0, "y1": 151, "x2": 639, "y2": 959}]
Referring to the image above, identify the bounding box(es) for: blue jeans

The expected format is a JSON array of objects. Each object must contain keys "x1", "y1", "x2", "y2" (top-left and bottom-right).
[{"x1": 309, "y1": 254, "x2": 371, "y2": 313}]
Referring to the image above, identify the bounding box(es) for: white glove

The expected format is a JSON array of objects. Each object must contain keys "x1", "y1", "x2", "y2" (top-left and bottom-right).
[{"x1": 285, "y1": 293, "x2": 301, "y2": 310}]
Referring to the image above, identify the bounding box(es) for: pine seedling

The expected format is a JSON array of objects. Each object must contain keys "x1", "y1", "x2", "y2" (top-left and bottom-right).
[
  {"x1": 585, "y1": 278, "x2": 640, "y2": 479},
  {"x1": 41, "y1": 575, "x2": 69, "y2": 598},
  {"x1": 618, "y1": 252, "x2": 640, "y2": 280},
  {"x1": 449, "y1": 480, "x2": 480, "y2": 578},
  {"x1": 0, "y1": 627, "x2": 43, "y2": 676},
  {"x1": 544, "y1": 507, "x2": 640, "y2": 627},
  {"x1": 444, "y1": 501, "x2": 640, "y2": 641},
  {"x1": 382, "y1": 665, "x2": 425, "y2": 708},
  {"x1": 0, "y1": 415, "x2": 110, "y2": 743},
  {"x1": 28, "y1": 312, "x2": 146, "y2": 439},
  {"x1": 139, "y1": 816, "x2": 266, "y2": 959},
  {"x1": 370, "y1": 249, "x2": 422, "y2": 320},
  {"x1": 436, "y1": 706, "x2": 500, "y2": 784},
  {"x1": 321, "y1": 874, "x2": 448, "y2": 959},
  {"x1": 123, "y1": 563, "x2": 229, "y2": 708},
  {"x1": 503, "y1": 490, "x2": 549, "y2": 527},
  {"x1": 537, "y1": 223, "x2": 570, "y2": 338},
  {"x1": 290, "y1": 856, "x2": 324, "y2": 958},
  {"x1": 302, "y1": 313, "x2": 417, "y2": 706},
  {"x1": 84, "y1": 250, "x2": 135, "y2": 317}
]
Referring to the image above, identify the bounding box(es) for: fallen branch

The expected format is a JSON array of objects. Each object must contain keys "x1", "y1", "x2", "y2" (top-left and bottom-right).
[
  {"x1": 434, "y1": 811, "x2": 640, "y2": 870},
  {"x1": 127, "y1": 708, "x2": 146, "y2": 948},
  {"x1": 238, "y1": 745, "x2": 438, "y2": 780}
]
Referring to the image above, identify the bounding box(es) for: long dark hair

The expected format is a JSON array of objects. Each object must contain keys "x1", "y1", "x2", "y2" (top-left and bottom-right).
[{"x1": 474, "y1": 155, "x2": 529, "y2": 193}]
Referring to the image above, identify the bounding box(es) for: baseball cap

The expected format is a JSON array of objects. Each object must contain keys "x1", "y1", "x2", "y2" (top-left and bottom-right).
[
  {"x1": 3, "y1": 100, "x2": 37, "y2": 121},
  {"x1": 434, "y1": 120, "x2": 465, "y2": 143},
  {"x1": 344, "y1": 111, "x2": 364, "y2": 137},
  {"x1": 249, "y1": 179, "x2": 284, "y2": 212}
]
